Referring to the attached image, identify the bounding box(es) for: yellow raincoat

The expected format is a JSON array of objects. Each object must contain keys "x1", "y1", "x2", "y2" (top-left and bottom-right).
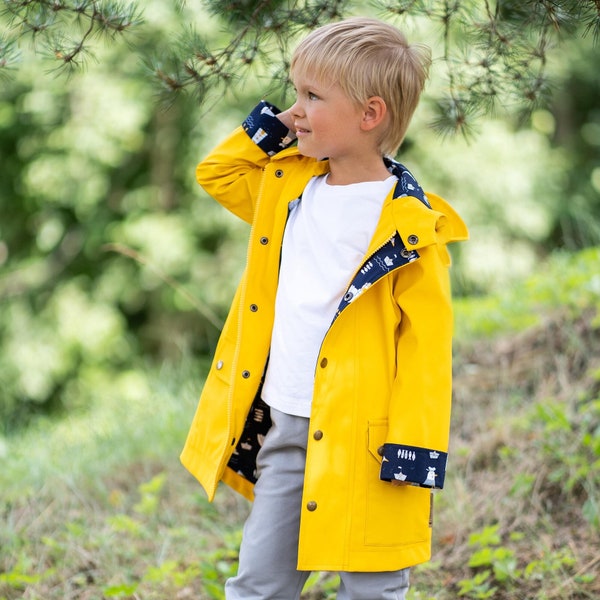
[{"x1": 181, "y1": 102, "x2": 468, "y2": 572}]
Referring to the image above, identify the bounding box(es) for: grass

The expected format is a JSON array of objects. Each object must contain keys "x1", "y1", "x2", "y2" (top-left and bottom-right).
[
  {"x1": 453, "y1": 247, "x2": 600, "y2": 340},
  {"x1": 1, "y1": 248, "x2": 600, "y2": 599},
  {"x1": 0, "y1": 359, "x2": 250, "y2": 600}
]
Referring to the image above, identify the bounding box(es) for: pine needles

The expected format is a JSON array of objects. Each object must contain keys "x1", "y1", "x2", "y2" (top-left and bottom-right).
[
  {"x1": 1, "y1": 0, "x2": 143, "y2": 73},
  {"x1": 1, "y1": 0, "x2": 599, "y2": 134}
]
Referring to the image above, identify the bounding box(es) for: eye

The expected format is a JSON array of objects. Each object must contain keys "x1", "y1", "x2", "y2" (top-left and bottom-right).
[{"x1": 307, "y1": 91, "x2": 319, "y2": 101}]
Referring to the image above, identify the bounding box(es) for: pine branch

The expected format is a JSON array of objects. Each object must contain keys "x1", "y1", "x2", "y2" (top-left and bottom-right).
[
  {"x1": 1, "y1": 0, "x2": 143, "y2": 71},
  {"x1": 0, "y1": 33, "x2": 20, "y2": 77},
  {"x1": 147, "y1": 0, "x2": 349, "y2": 105},
  {"x1": 2, "y1": 0, "x2": 598, "y2": 135},
  {"x1": 582, "y1": 0, "x2": 600, "y2": 41},
  {"x1": 380, "y1": 0, "x2": 600, "y2": 137},
  {"x1": 152, "y1": 0, "x2": 597, "y2": 135}
]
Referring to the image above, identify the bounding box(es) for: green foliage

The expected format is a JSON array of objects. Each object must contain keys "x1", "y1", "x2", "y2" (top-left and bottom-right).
[
  {"x1": 1, "y1": 257, "x2": 600, "y2": 598},
  {"x1": 0, "y1": 36, "x2": 599, "y2": 600},
  {"x1": 0, "y1": 559, "x2": 48, "y2": 588},
  {"x1": 1, "y1": 0, "x2": 598, "y2": 431},
  {"x1": 197, "y1": 531, "x2": 242, "y2": 598},
  {"x1": 458, "y1": 524, "x2": 583, "y2": 599},
  {"x1": 454, "y1": 247, "x2": 600, "y2": 339},
  {"x1": 531, "y1": 393, "x2": 600, "y2": 526},
  {"x1": 0, "y1": 365, "x2": 246, "y2": 599},
  {"x1": 457, "y1": 570, "x2": 497, "y2": 599},
  {"x1": 206, "y1": 0, "x2": 292, "y2": 26},
  {"x1": 448, "y1": 267, "x2": 600, "y2": 599},
  {"x1": 543, "y1": 34, "x2": 600, "y2": 252},
  {"x1": 153, "y1": 0, "x2": 600, "y2": 137},
  {"x1": 465, "y1": 525, "x2": 519, "y2": 585},
  {"x1": 2, "y1": 1, "x2": 599, "y2": 133},
  {"x1": 302, "y1": 572, "x2": 340, "y2": 599},
  {"x1": 1, "y1": 0, "x2": 143, "y2": 72},
  {"x1": 0, "y1": 2, "x2": 249, "y2": 429}
]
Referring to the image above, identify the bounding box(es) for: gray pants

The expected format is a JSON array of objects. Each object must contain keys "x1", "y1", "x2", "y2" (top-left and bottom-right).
[{"x1": 225, "y1": 408, "x2": 410, "y2": 600}]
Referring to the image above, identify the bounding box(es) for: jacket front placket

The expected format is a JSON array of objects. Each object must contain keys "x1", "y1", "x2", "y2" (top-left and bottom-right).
[{"x1": 332, "y1": 161, "x2": 430, "y2": 325}]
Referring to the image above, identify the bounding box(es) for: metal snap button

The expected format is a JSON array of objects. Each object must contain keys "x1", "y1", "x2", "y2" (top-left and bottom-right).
[
  {"x1": 377, "y1": 445, "x2": 385, "y2": 456},
  {"x1": 407, "y1": 234, "x2": 419, "y2": 245},
  {"x1": 275, "y1": 169, "x2": 284, "y2": 178},
  {"x1": 259, "y1": 237, "x2": 269, "y2": 245},
  {"x1": 250, "y1": 304, "x2": 258, "y2": 312},
  {"x1": 320, "y1": 358, "x2": 328, "y2": 368},
  {"x1": 313, "y1": 430, "x2": 323, "y2": 441},
  {"x1": 216, "y1": 360, "x2": 224, "y2": 370},
  {"x1": 306, "y1": 501, "x2": 317, "y2": 511},
  {"x1": 242, "y1": 370, "x2": 251, "y2": 379}
]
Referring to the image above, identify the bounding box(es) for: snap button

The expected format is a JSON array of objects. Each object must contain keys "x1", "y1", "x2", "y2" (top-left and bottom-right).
[
  {"x1": 377, "y1": 445, "x2": 385, "y2": 457},
  {"x1": 259, "y1": 237, "x2": 269, "y2": 245},
  {"x1": 313, "y1": 430, "x2": 323, "y2": 441},
  {"x1": 216, "y1": 360, "x2": 224, "y2": 370},
  {"x1": 320, "y1": 358, "x2": 328, "y2": 368},
  {"x1": 275, "y1": 169, "x2": 284, "y2": 178},
  {"x1": 250, "y1": 304, "x2": 258, "y2": 312},
  {"x1": 343, "y1": 291, "x2": 353, "y2": 302},
  {"x1": 306, "y1": 501, "x2": 317, "y2": 511},
  {"x1": 401, "y1": 248, "x2": 411, "y2": 258},
  {"x1": 407, "y1": 234, "x2": 419, "y2": 245},
  {"x1": 242, "y1": 370, "x2": 251, "y2": 379}
]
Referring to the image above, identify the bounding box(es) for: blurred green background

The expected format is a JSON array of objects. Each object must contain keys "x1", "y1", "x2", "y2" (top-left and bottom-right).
[
  {"x1": 1, "y1": 0, "x2": 598, "y2": 429},
  {"x1": 1, "y1": 2, "x2": 599, "y2": 598}
]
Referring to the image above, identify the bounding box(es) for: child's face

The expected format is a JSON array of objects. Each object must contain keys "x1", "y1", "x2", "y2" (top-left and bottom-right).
[{"x1": 289, "y1": 70, "x2": 367, "y2": 162}]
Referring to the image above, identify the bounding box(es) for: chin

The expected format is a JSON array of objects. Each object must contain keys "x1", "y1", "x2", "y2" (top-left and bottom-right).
[{"x1": 297, "y1": 146, "x2": 320, "y2": 159}]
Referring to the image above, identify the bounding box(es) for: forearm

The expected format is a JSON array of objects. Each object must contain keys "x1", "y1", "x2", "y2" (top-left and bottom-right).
[
  {"x1": 380, "y1": 247, "x2": 454, "y2": 489},
  {"x1": 196, "y1": 101, "x2": 296, "y2": 223}
]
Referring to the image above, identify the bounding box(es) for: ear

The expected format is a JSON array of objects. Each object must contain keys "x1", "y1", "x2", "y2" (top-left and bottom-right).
[{"x1": 360, "y1": 96, "x2": 387, "y2": 132}]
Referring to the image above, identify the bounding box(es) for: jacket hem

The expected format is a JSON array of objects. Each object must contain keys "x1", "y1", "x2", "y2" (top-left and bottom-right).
[
  {"x1": 222, "y1": 466, "x2": 255, "y2": 501},
  {"x1": 179, "y1": 450, "x2": 219, "y2": 502},
  {"x1": 297, "y1": 541, "x2": 431, "y2": 572}
]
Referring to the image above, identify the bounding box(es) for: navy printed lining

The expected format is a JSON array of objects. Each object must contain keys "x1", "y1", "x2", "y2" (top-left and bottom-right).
[
  {"x1": 333, "y1": 232, "x2": 419, "y2": 322},
  {"x1": 385, "y1": 156, "x2": 431, "y2": 208},
  {"x1": 380, "y1": 444, "x2": 448, "y2": 489},
  {"x1": 242, "y1": 100, "x2": 296, "y2": 156},
  {"x1": 228, "y1": 396, "x2": 272, "y2": 484},
  {"x1": 332, "y1": 159, "x2": 427, "y2": 321}
]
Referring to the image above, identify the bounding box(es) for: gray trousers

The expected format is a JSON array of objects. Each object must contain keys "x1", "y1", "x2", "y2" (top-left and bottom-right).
[{"x1": 225, "y1": 408, "x2": 410, "y2": 600}]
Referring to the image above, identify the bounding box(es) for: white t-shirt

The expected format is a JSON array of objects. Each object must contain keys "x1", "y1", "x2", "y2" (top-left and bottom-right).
[{"x1": 262, "y1": 173, "x2": 397, "y2": 417}]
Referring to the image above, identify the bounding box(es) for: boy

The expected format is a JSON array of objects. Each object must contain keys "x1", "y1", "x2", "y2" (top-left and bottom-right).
[{"x1": 181, "y1": 16, "x2": 468, "y2": 599}]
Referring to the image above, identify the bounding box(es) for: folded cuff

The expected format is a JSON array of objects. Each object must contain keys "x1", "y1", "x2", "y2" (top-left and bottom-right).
[
  {"x1": 242, "y1": 100, "x2": 297, "y2": 156},
  {"x1": 379, "y1": 443, "x2": 448, "y2": 489}
]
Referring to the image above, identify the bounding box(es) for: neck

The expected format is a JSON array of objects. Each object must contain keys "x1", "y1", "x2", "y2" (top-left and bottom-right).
[{"x1": 326, "y1": 155, "x2": 390, "y2": 186}]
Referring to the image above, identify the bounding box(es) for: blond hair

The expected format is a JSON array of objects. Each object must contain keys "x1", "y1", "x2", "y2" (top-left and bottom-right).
[{"x1": 290, "y1": 17, "x2": 431, "y2": 156}]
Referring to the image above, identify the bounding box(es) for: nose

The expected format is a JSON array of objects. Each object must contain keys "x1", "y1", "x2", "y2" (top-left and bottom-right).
[{"x1": 289, "y1": 97, "x2": 304, "y2": 118}]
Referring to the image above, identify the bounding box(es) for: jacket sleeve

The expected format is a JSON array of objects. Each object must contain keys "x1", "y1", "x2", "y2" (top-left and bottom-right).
[
  {"x1": 379, "y1": 239, "x2": 454, "y2": 490},
  {"x1": 196, "y1": 101, "x2": 297, "y2": 224}
]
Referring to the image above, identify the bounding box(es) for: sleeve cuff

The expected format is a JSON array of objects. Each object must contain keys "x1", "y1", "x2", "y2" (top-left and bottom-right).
[
  {"x1": 242, "y1": 100, "x2": 297, "y2": 156},
  {"x1": 379, "y1": 443, "x2": 448, "y2": 489}
]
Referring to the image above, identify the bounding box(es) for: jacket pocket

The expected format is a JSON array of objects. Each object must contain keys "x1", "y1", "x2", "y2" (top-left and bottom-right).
[{"x1": 364, "y1": 420, "x2": 430, "y2": 546}]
